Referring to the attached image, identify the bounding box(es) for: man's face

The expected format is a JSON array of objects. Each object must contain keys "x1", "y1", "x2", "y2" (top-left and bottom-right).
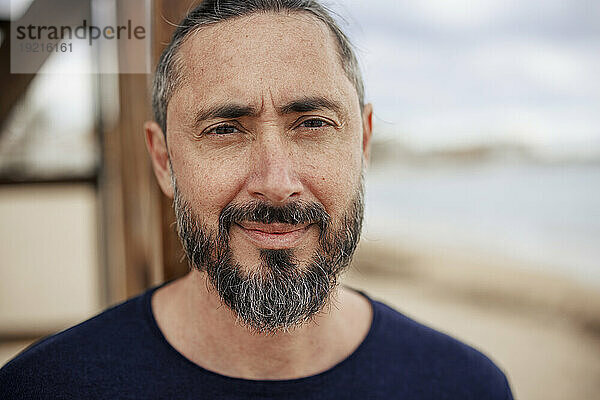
[{"x1": 160, "y1": 12, "x2": 371, "y2": 331}]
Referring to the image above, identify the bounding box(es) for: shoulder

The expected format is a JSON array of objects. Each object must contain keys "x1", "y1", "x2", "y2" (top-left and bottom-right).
[
  {"x1": 364, "y1": 298, "x2": 513, "y2": 399},
  {"x1": 0, "y1": 290, "x2": 154, "y2": 399}
]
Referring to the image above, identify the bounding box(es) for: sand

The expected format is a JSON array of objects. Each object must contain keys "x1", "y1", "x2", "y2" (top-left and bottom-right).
[
  {"x1": 2, "y1": 240, "x2": 599, "y2": 399},
  {"x1": 343, "y1": 240, "x2": 600, "y2": 400}
]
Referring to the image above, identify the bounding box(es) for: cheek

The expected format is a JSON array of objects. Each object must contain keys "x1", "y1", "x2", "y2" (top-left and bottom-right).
[
  {"x1": 298, "y1": 134, "x2": 363, "y2": 215},
  {"x1": 170, "y1": 142, "x2": 249, "y2": 220}
]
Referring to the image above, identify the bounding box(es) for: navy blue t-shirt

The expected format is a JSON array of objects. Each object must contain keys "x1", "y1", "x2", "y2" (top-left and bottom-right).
[{"x1": 0, "y1": 285, "x2": 513, "y2": 399}]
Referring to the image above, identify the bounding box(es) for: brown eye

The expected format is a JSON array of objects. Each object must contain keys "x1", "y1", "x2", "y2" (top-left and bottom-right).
[
  {"x1": 300, "y1": 119, "x2": 328, "y2": 128},
  {"x1": 209, "y1": 124, "x2": 238, "y2": 135}
]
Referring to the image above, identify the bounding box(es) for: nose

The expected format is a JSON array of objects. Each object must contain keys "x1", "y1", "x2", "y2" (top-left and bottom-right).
[{"x1": 246, "y1": 134, "x2": 303, "y2": 204}]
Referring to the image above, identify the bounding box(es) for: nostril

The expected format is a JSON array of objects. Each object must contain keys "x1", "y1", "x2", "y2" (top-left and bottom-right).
[
  {"x1": 248, "y1": 177, "x2": 302, "y2": 204},
  {"x1": 246, "y1": 138, "x2": 304, "y2": 203}
]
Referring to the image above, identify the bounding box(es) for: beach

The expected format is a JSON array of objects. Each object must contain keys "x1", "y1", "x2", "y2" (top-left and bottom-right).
[
  {"x1": 343, "y1": 240, "x2": 600, "y2": 400},
  {"x1": 3, "y1": 238, "x2": 599, "y2": 399},
  {"x1": 2, "y1": 166, "x2": 600, "y2": 399}
]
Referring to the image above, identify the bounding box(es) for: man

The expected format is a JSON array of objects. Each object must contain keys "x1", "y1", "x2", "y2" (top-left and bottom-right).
[{"x1": 0, "y1": 0, "x2": 513, "y2": 398}]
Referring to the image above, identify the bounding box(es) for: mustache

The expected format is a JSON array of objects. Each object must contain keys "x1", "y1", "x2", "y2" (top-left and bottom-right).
[{"x1": 219, "y1": 200, "x2": 330, "y2": 234}]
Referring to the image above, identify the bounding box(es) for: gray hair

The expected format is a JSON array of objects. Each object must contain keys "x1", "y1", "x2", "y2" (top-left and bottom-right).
[{"x1": 152, "y1": 0, "x2": 365, "y2": 136}]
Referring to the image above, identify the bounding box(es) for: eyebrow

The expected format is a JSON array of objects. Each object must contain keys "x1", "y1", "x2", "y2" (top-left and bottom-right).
[
  {"x1": 278, "y1": 96, "x2": 345, "y2": 117},
  {"x1": 193, "y1": 104, "x2": 259, "y2": 128},
  {"x1": 192, "y1": 96, "x2": 345, "y2": 128}
]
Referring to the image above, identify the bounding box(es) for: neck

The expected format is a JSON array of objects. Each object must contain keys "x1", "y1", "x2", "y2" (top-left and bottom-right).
[{"x1": 152, "y1": 270, "x2": 372, "y2": 380}]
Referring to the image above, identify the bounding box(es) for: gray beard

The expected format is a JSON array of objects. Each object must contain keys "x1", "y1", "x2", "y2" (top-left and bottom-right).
[{"x1": 171, "y1": 175, "x2": 364, "y2": 333}]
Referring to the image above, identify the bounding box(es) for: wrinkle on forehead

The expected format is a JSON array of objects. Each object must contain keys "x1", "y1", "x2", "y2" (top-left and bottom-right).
[
  {"x1": 181, "y1": 11, "x2": 336, "y2": 67},
  {"x1": 171, "y1": 11, "x2": 354, "y2": 109}
]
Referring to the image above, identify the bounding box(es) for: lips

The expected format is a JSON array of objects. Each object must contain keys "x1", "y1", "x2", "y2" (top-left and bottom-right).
[{"x1": 235, "y1": 222, "x2": 312, "y2": 249}]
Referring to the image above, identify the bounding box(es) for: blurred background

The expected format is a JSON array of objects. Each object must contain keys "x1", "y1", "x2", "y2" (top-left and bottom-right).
[{"x1": 1, "y1": 0, "x2": 599, "y2": 398}]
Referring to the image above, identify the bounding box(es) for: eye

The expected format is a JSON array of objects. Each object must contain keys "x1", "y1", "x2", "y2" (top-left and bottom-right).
[
  {"x1": 298, "y1": 118, "x2": 331, "y2": 129},
  {"x1": 206, "y1": 124, "x2": 239, "y2": 135}
]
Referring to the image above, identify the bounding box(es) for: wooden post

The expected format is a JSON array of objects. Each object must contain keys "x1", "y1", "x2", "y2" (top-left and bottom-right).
[
  {"x1": 99, "y1": 79, "x2": 165, "y2": 304},
  {"x1": 99, "y1": 1, "x2": 196, "y2": 304},
  {"x1": 151, "y1": 0, "x2": 198, "y2": 282}
]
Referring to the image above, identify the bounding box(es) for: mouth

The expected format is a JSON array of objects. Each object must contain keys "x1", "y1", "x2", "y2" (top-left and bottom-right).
[{"x1": 235, "y1": 222, "x2": 312, "y2": 249}]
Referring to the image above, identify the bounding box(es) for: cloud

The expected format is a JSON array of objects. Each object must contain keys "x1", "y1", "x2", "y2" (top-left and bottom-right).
[{"x1": 329, "y1": 0, "x2": 600, "y2": 152}]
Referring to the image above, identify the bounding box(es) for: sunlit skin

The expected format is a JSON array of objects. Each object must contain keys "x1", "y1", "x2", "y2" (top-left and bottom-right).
[{"x1": 145, "y1": 12, "x2": 373, "y2": 380}]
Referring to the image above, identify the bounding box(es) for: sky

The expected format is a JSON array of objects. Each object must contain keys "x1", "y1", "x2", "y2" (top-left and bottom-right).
[
  {"x1": 328, "y1": 0, "x2": 600, "y2": 156},
  {"x1": 3, "y1": 0, "x2": 600, "y2": 157}
]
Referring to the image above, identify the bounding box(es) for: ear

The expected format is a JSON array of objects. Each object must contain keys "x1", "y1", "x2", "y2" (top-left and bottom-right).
[
  {"x1": 361, "y1": 103, "x2": 374, "y2": 164},
  {"x1": 144, "y1": 121, "x2": 174, "y2": 198}
]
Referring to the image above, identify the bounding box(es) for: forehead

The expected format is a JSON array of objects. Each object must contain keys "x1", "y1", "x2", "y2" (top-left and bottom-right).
[{"x1": 172, "y1": 12, "x2": 357, "y2": 112}]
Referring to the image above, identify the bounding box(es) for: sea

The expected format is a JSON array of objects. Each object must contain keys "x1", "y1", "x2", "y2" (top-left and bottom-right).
[{"x1": 363, "y1": 161, "x2": 600, "y2": 287}]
